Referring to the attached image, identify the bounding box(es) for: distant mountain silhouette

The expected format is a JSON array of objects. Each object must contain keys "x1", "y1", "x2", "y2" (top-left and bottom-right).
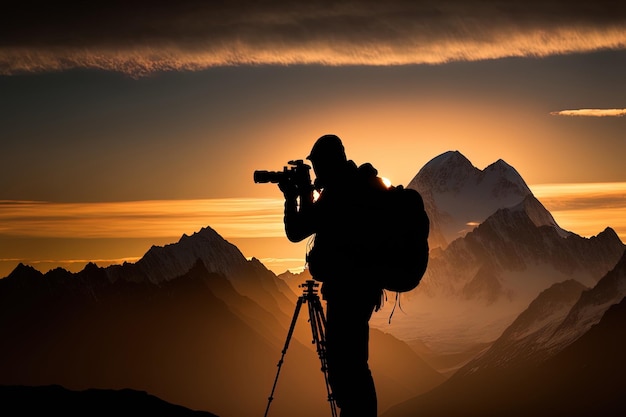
[
  {"x1": 379, "y1": 251, "x2": 626, "y2": 417},
  {"x1": 0, "y1": 384, "x2": 216, "y2": 416},
  {"x1": 380, "y1": 294, "x2": 626, "y2": 417},
  {"x1": 371, "y1": 151, "x2": 624, "y2": 375},
  {"x1": 536, "y1": 295, "x2": 626, "y2": 416},
  {"x1": 0, "y1": 259, "x2": 297, "y2": 417},
  {"x1": 0, "y1": 227, "x2": 442, "y2": 417},
  {"x1": 455, "y1": 248, "x2": 626, "y2": 373},
  {"x1": 455, "y1": 279, "x2": 589, "y2": 373}
]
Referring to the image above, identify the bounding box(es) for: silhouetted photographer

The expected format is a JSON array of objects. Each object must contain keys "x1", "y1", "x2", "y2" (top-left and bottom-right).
[{"x1": 270, "y1": 134, "x2": 386, "y2": 417}]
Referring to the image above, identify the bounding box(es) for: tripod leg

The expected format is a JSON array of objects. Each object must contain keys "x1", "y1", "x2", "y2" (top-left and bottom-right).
[
  {"x1": 308, "y1": 297, "x2": 338, "y2": 417},
  {"x1": 264, "y1": 296, "x2": 304, "y2": 417}
]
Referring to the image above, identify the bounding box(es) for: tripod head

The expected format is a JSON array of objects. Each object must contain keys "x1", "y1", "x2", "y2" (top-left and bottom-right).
[{"x1": 300, "y1": 280, "x2": 320, "y2": 297}]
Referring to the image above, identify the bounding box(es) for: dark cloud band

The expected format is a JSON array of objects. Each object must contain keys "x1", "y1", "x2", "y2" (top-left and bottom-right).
[{"x1": 1, "y1": 1, "x2": 625, "y2": 75}]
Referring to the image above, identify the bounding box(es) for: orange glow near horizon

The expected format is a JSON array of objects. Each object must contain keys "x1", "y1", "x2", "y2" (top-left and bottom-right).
[
  {"x1": 529, "y1": 182, "x2": 626, "y2": 240},
  {"x1": 0, "y1": 198, "x2": 285, "y2": 239},
  {"x1": 1, "y1": 184, "x2": 625, "y2": 243},
  {"x1": 1, "y1": 182, "x2": 625, "y2": 278}
]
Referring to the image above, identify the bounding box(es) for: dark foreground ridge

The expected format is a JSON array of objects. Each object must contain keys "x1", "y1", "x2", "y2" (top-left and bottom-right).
[{"x1": 0, "y1": 384, "x2": 218, "y2": 416}]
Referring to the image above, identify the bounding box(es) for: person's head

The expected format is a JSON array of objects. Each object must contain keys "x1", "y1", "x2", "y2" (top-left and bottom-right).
[{"x1": 307, "y1": 134, "x2": 348, "y2": 187}]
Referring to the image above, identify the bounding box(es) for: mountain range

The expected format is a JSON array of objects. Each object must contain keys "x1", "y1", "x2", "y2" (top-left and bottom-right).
[
  {"x1": 371, "y1": 150, "x2": 624, "y2": 363},
  {"x1": 0, "y1": 230, "x2": 443, "y2": 417},
  {"x1": 454, "y1": 250, "x2": 626, "y2": 375},
  {"x1": 380, "y1": 259, "x2": 626, "y2": 417},
  {"x1": 1, "y1": 150, "x2": 624, "y2": 416}
]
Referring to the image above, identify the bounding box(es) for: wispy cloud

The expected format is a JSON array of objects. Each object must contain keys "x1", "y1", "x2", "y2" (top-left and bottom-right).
[
  {"x1": 0, "y1": 198, "x2": 285, "y2": 239},
  {"x1": 256, "y1": 257, "x2": 307, "y2": 274},
  {"x1": 2, "y1": 183, "x2": 625, "y2": 245},
  {"x1": 550, "y1": 109, "x2": 626, "y2": 117},
  {"x1": 529, "y1": 182, "x2": 626, "y2": 241},
  {"x1": 1, "y1": 1, "x2": 625, "y2": 75}
]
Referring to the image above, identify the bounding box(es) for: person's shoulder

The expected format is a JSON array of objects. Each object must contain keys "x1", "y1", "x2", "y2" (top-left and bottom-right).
[
  {"x1": 357, "y1": 162, "x2": 387, "y2": 191},
  {"x1": 357, "y1": 162, "x2": 377, "y2": 177}
]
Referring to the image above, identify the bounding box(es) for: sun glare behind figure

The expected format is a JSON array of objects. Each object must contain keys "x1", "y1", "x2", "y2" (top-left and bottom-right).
[
  {"x1": 313, "y1": 189, "x2": 321, "y2": 202},
  {"x1": 312, "y1": 177, "x2": 391, "y2": 201}
]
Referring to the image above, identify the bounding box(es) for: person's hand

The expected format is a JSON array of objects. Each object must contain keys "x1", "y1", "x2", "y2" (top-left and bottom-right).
[{"x1": 278, "y1": 180, "x2": 298, "y2": 200}]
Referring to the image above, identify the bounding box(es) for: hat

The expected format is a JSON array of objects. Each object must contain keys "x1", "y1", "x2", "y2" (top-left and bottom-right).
[{"x1": 307, "y1": 134, "x2": 346, "y2": 162}]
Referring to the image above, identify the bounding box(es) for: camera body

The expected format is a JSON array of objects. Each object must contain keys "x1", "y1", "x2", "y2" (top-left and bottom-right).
[
  {"x1": 254, "y1": 159, "x2": 311, "y2": 187},
  {"x1": 254, "y1": 159, "x2": 314, "y2": 203}
]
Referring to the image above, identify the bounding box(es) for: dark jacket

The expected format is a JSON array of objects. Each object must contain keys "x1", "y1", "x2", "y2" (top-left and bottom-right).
[{"x1": 284, "y1": 161, "x2": 386, "y2": 301}]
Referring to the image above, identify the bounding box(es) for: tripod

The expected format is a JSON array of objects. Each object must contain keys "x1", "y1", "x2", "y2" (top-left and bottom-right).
[{"x1": 263, "y1": 279, "x2": 337, "y2": 417}]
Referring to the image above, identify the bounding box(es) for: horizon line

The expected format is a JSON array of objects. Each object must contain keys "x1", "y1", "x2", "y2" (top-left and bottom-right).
[{"x1": 0, "y1": 181, "x2": 625, "y2": 242}]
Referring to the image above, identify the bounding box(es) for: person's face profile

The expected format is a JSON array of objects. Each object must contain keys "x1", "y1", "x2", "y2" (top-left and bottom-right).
[{"x1": 311, "y1": 156, "x2": 343, "y2": 189}]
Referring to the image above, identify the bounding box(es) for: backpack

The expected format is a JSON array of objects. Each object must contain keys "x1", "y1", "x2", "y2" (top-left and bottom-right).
[
  {"x1": 370, "y1": 183, "x2": 430, "y2": 293},
  {"x1": 305, "y1": 165, "x2": 429, "y2": 294}
]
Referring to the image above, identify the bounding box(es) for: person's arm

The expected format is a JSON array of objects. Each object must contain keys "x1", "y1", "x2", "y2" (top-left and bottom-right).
[{"x1": 280, "y1": 181, "x2": 316, "y2": 242}]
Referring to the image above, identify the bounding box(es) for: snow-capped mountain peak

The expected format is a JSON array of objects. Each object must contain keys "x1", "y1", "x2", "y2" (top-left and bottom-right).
[
  {"x1": 411, "y1": 150, "x2": 478, "y2": 193},
  {"x1": 407, "y1": 151, "x2": 532, "y2": 247},
  {"x1": 132, "y1": 225, "x2": 248, "y2": 284}
]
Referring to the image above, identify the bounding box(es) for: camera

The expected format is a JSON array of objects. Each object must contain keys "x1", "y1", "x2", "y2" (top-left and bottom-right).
[
  {"x1": 254, "y1": 159, "x2": 315, "y2": 204},
  {"x1": 254, "y1": 159, "x2": 312, "y2": 187}
]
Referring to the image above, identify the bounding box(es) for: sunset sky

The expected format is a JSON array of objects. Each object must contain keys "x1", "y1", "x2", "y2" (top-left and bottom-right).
[{"x1": 1, "y1": 1, "x2": 625, "y2": 277}]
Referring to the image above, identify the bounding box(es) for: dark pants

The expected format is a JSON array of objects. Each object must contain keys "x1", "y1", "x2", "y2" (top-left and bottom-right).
[{"x1": 324, "y1": 295, "x2": 378, "y2": 417}]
